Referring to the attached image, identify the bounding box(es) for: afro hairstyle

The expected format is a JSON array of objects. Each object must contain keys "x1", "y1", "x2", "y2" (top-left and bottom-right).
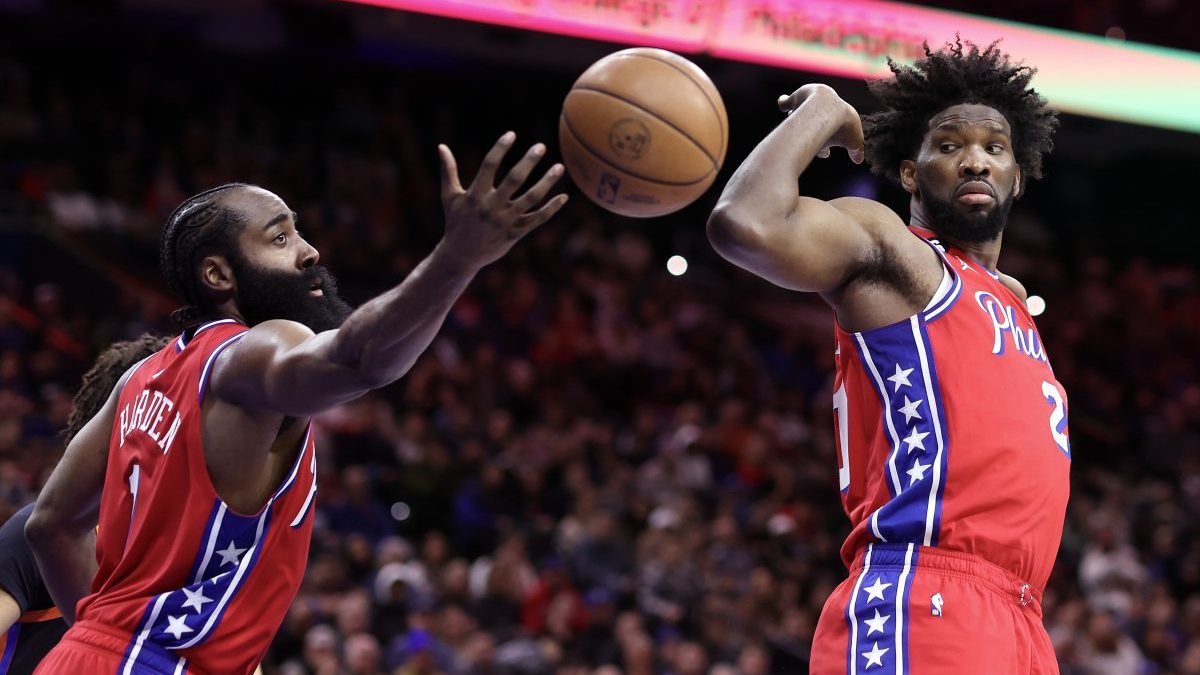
[{"x1": 861, "y1": 37, "x2": 1058, "y2": 193}]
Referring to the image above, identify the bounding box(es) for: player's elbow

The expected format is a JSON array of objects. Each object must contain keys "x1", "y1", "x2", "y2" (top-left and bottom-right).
[
  {"x1": 24, "y1": 504, "x2": 57, "y2": 548},
  {"x1": 707, "y1": 203, "x2": 763, "y2": 267}
]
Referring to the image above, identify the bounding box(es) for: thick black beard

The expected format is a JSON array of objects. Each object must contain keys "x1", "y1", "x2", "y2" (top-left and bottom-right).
[
  {"x1": 228, "y1": 253, "x2": 353, "y2": 332},
  {"x1": 918, "y1": 177, "x2": 1013, "y2": 244}
]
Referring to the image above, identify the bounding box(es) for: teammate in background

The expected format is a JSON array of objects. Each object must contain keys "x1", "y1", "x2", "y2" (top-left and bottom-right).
[
  {"x1": 707, "y1": 39, "x2": 1066, "y2": 673},
  {"x1": 0, "y1": 335, "x2": 168, "y2": 675},
  {"x1": 27, "y1": 132, "x2": 566, "y2": 674}
]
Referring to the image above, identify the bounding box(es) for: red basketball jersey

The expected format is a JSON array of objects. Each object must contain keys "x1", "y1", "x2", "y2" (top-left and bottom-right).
[
  {"x1": 78, "y1": 319, "x2": 317, "y2": 675},
  {"x1": 833, "y1": 227, "x2": 1070, "y2": 592}
]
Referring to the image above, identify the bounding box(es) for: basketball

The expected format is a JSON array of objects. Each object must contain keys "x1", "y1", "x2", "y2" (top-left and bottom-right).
[{"x1": 558, "y1": 47, "x2": 728, "y2": 218}]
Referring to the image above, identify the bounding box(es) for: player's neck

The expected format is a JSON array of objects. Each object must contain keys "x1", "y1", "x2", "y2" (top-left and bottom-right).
[
  {"x1": 207, "y1": 301, "x2": 247, "y2": 327},
  {"x1": 909, "y1": 203, "x2": 1003, "y2": 272}
]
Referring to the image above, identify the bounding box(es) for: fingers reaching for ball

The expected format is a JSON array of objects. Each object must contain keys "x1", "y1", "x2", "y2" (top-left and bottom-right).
[
  {"x1": 469, "y1": 131, "x2": 517, "y2": 195},
  {"x1": 437, "y1": 132, "x2": 569, "y2": 270}
]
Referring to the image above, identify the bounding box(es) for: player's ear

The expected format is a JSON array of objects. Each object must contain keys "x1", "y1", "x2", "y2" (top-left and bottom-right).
[
  {"x1": 1012, "y1": 168, "x2": 1022, "y2": 199},
  {"x1": 200, "y1": 255, "x2": 235, "y2": 296},
  {"x1": 900, "y1": 160, "x2": 919, "y2": 195}
]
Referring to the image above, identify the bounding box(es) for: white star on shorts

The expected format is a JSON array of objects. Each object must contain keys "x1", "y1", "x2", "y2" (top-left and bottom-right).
[
  {"x1": 863, "y1": 577, "x2": 893, "y2": 602},
  {"x1": 863, "y1": 608, "x2": 891, "y2": 635},
  {"x1": 862, "y1": 641, "x2": 890, "y2": 668}
]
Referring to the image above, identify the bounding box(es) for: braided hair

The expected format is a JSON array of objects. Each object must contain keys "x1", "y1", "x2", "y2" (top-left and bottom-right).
[
  {"x1": 159, "y1": 183, "x2": 250, "y2": 327},
  {"x1": 862, "y1": 37, "x2": 1058, "y2": 194},
  {"x1": 63, "y1": 334, "x2": 172, "y2": 443}
]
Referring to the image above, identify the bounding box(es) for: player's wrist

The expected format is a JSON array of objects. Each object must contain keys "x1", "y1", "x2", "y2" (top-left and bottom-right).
[{"x1": 429, "y1": 239, "x2": 487, "y2": 277}]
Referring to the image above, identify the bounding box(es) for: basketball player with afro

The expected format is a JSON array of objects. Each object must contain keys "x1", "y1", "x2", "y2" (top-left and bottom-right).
[
  {"x1": 709, "y1": 39, "x2": 1065, "y2": 673},
  {"x1": 27, "y1": 133, "x2": 566, "y2": 674}
]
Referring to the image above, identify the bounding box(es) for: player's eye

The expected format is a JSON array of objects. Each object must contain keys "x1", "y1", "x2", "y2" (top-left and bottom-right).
[
  {"x1": 939, "y1": 143, "x2": 958, "y2": 153},
  {"x1": 987, "y1": 144, "x2": 1005, "y2": 154},
  {"x1": 273, "y1": 233, "x2": 287, "y2": 246}
]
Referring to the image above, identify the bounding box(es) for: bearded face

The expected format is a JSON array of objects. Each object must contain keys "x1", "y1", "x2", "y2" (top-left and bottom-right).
[{"x1": 227, "y1": 250, "x2": 352, "y2": 332}]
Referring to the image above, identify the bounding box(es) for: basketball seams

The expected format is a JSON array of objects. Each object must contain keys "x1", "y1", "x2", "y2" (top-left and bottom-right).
[
  {"x1": 559, "y1": 113, "x2": 715, "y2": 187},
  {"x1": 569, "y1": 85, "x2": 719, "y2": 169},
  {"x1": 604, "y1": 52, "x2": 727, "y2": 160}
]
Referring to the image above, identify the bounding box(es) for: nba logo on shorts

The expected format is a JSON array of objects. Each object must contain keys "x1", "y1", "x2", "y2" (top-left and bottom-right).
[{"x1": 597, "y1": 173, "x2": 620, "y2": 204}]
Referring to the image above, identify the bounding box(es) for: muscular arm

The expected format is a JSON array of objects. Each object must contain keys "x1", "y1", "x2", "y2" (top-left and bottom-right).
[
  {"x1": 211, "y1": 133, "x2": 567, "y2": 418},
  {"x1": 26, "y1": 375, "x2": 125, "y2": 624},
  {"x1": 707, "y1": 85, "x2": 909, "y2": 295},
  {"x1": 212, "y1": 245, "x2": 484, "y2": 417}
]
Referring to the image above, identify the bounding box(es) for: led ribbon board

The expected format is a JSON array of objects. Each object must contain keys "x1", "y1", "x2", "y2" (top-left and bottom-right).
[{"x1": 345, "y1": 0, "x2": 1200, "y2": 134}]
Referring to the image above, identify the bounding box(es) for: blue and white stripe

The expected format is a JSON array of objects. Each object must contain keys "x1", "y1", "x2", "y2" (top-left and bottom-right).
[
  {"x1": 854, "y1": 315, "x2": 951, "y2": 547},
  {"x1": 920, "y1": 239, "x2": 962, "y2": 322},
  {"x1": 119, "y1": 593, "x2": 190, "y2": 675},
  {"x1": 844, "y1": 543, "x2": 919, "y2": 674},
  {"x1": 290, "y1": 426, "x2": 317, "y2": 528},
  {"x1": 118, "y1": 424, "x2": 312, "y2": 672}
]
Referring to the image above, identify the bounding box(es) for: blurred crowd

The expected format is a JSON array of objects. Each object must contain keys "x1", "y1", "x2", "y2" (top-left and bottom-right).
[{"x1": 3, "y1": 32, "x2": 1200, "y2": 675}]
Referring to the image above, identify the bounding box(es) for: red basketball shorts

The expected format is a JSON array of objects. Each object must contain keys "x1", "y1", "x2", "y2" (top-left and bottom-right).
[
  {"x1": 810, "y1": 544, "x2": 1058, "y2": 675},
  {"x1": 35, "y1": 620, "x2": 195, "y2": 675}
]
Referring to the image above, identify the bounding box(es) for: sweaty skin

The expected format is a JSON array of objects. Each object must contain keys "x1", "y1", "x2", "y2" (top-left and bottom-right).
[{"x1": 708, "y1": 85, "x2": 1025, "y2": 332}]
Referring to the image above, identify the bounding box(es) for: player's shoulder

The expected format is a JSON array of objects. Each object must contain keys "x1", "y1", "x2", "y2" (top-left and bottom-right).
[
  {"x1": 228, "y1": 320, "x2": 314, "y2": 356},
  {"x1": 998, "y1": 271, "x2": 1028, "y2": 302},
  {"x1": 827, "y1": 197, "x2": 931, "y2": 253},
  {"x1": 827, "y1": 196, "x2": 906, "y2": 235},
  {"x1": 207, "y1": 320, "x2": 314, "y2": 399}
]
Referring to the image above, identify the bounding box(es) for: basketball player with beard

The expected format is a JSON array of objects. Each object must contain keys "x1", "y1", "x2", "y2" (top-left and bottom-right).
[
  {"x1": 708, "y1": 40, "x2": 1067, "y2": 673},
  {"x1": 27, "y1": 132, "x2": 566, "y2": 674}
]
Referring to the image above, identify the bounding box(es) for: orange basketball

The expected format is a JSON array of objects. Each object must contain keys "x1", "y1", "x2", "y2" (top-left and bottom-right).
[{"x1": 558, "y1": 48, "x2": 728, "y2": 218}]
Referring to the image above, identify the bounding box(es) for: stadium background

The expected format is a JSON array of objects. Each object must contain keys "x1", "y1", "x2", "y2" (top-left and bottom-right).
[{"x1": 2, "y1": 0, "x2": 1200, "y2": 673}]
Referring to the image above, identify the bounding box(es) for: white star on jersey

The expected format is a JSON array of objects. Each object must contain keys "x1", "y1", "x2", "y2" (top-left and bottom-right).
[
  {"x1": 898, "y1": 396, "x2": 923, "y2": 423},
  {"x1": 181, "y1": 586, "x2": 213, "y2": 614},
  {"x1": 163, "y1": 614, "x2": 194, "y2": 640},
  {"x1": 863, "y1": 608, "x2": 891, "y2": 635},
  {"x1": 903, "y1": 427, "x2": 930, "y2": 454},
  {"x1": 216, "y1": 540, "x2": 246, "y2": 567},
  {"x1": 862, "y1": 642, "x2": 889, "y2": 668},
  {"x1": 907, "y1": 458, "x2": 930, "y2": 485},
  {"x1": 887, "y1": 364, "x2": 914, "y2": 391},
  {"x1": 863, "y1": 577, "x2": 892, "y2": 602}
]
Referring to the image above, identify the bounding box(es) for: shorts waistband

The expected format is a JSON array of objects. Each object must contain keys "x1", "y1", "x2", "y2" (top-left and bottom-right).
[
  {"x1": 65, "y1": 620, "x2": 200, "y2": 675},
  {"x1": 851, "y1": 544, "x2": 1042, "y2": 615}
]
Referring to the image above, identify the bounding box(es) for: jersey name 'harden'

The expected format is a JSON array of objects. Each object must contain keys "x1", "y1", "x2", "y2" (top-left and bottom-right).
[
  {"x1": 974, "y1": 290, "x2": 1048, "y2": 362},
  {"x1": 117, "y1": 386, "x2": 182, "y2": 453}
]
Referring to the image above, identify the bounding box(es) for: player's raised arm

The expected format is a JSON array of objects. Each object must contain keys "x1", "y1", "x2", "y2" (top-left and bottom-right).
[
  {"x1": 210, "y1": 133, "x2": 567, "y2": 418},
  {"x1": 707, "y1": 84, "x2": 906, "y2": 295}
]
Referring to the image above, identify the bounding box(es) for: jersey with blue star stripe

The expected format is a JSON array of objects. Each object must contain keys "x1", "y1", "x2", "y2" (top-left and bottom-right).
[
  {"x1": 78, "y1": 320, "x2": 318, "y2": 675},
  {"x1": 832, "y1": 227, "x2": 1070, "y2": 593}
]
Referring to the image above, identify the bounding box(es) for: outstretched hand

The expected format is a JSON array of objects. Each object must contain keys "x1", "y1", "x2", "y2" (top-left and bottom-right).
[
  {"x1": 437, "y1": 131, "x2": 569, "y2": 270},
  {"x1": 776, "y1": 84, "x2": 865, "y2": 165}
]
